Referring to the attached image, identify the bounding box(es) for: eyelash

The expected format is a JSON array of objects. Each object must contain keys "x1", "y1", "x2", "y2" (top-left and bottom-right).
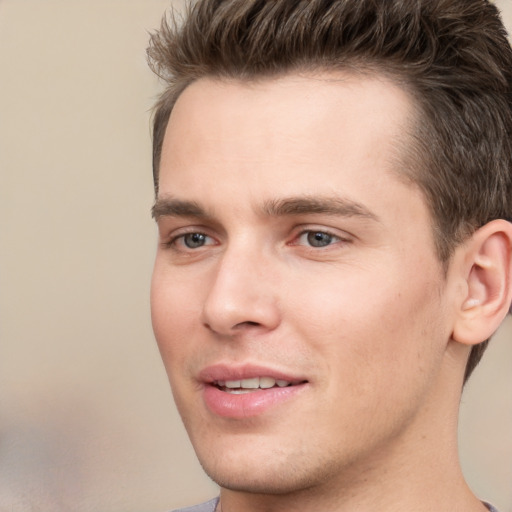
[
  {"x1": 292, "y1": 229, "x2": 347, "y2": 249},
  {"x1": 163, "y1": 231, "x2": 216, "y2": 250}
]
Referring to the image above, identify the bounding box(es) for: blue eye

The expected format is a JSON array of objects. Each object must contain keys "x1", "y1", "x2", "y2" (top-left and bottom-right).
[
  {"x1": 163, "y1": 230, "x2": 217, "y2": 254},
  {"x1": 299, "y1": 231, "x2": 338, "y2": 247},
  {"x1": 182, "y1": 232, "x2": 208, "y2": 248},
  {"x1": 307, "y1": 231, "x2": 334, "y2": 247}
]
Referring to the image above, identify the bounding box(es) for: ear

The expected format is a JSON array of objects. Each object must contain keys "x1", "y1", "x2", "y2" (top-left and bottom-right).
[{"x1": 452, "y1": 219, "x2": 512, "y2": 346}]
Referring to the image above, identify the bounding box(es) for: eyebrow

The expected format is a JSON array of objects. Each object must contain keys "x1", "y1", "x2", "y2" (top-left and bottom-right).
[
  {"x1": 262, "y1": 196, "x2": 379, "y2": 221},
  {"x1": 152, "y1": 198, "x2": 209, "y2": 220},
  {"x1": 152, "y1": 195, "x2": 379, "y2": 222}
]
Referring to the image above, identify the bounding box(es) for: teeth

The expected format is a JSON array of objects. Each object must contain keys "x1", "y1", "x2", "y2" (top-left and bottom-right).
[
  {"x1": 240, "y1": 378, "x2": 259, "y2": 389},
  {"x1": 220, "y1": 377, "x2": 291, "y2": 390},
  {"x1": 259, "y1": 377, "x2": 276, "y2": 389}
]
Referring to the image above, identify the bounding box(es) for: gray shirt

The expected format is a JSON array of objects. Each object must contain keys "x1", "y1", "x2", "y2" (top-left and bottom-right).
[
  {"x1": 171, "y1": 498, "x2": 219, "y2": 512},
  {"x1": 171, "y1": 497, "x2": 499, "y2": 511}
]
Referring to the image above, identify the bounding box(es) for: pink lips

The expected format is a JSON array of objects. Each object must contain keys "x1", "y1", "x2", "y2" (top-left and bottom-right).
[{"x1": 199, "y1": 364, "x2": 308, "y2": 419}]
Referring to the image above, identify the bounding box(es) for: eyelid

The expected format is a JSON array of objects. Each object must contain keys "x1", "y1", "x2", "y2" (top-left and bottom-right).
[
  {"x1": 161, "y1": 226, "x2": 218, "y2": 250},
  {"x1": 288, "y1": 225, "x2": 353, "y2": 246}
]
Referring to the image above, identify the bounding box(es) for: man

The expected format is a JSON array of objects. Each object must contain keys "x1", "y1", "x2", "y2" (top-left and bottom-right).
[{"x1": 147, "y1": 1, "x2": 512, "y2": 511}]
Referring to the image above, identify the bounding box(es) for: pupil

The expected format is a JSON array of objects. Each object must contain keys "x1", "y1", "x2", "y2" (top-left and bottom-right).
[
  {"x1": 307, "y1": 231, "x2": 332, "y2": 247},
  {"x1": 184, "y1": 233, "x2": 205, "y2": 248}
]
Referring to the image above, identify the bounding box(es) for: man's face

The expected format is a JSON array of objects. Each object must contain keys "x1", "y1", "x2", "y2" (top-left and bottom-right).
[{"x1": 151, "y1": 73, "x2": 456, "y2": 495}]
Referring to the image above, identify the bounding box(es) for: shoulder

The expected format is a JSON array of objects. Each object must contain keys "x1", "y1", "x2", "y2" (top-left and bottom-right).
[{"x1": 170, "y1": 497, "x2": 219, "y2": 512}]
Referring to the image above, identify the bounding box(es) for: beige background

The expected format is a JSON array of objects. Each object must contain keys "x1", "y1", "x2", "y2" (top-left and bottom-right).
[{"x1": 0, "y1": 1, "x2": 511, "y2": 511}]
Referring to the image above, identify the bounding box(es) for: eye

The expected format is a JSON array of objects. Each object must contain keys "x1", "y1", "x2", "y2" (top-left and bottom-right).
[
  {"x1": 298, "y1": 230, "x2": 340, "y2": 248},
  {"x1": 180, "y1": 232, "x2": 211, "y2": 249},
  {"x1": 160, "y1": 228, "x2": 219, "y2": 260}
]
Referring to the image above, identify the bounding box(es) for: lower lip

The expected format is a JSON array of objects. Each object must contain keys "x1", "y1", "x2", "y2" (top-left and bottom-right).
[{"x1": 203, "y1": 384, "x2": 306, "y2": 418}]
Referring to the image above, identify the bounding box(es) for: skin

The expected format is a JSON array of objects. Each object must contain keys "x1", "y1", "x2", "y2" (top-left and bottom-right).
[{"x1": 151, "y1": 73, "x2": 489, "y2": 511}]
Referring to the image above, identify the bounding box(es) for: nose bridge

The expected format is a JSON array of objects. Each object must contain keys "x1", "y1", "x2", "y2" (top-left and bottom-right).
[{"x1": 202, "y1": 238, "x2": 280, "y2": 335}]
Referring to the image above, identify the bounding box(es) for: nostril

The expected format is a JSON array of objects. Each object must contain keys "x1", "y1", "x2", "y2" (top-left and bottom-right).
[
  {"x1": 203, "y1": 320, "x2": 260, "y2": 332},
  {"x1": 235, "y1": 321, "x2": 261, "y2": 328}
]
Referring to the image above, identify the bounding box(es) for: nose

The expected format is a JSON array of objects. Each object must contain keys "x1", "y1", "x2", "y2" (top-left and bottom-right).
[{"x1": 201, "y1": 244, "x2": 281, "y2": 336}]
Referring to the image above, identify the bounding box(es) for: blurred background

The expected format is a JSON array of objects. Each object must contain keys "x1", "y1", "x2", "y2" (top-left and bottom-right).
[{"x1": 0, "y1": 1, "x2": 510, "y2": 511}]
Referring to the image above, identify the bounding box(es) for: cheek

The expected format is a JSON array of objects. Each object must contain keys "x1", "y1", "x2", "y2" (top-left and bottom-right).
[
  {"x1": 150, "y1": 272, "x2": 205, "y2": 420},
  {"x1": 287, "y1": 264, "x2": 447, "y2": 387},
  {"x1": 150, "y1": 266, "x2": 201, "y2": 365}
]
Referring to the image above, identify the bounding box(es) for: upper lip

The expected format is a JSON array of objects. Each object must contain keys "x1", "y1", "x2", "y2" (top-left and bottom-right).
[{"x1": 199, "y1": 363, "x2": 307, "y2": 384}]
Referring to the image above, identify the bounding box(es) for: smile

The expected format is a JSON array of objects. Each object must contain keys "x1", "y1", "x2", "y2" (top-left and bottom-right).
[{"x1": 199, "y1": 364, "x2": 309, "y2": 418}]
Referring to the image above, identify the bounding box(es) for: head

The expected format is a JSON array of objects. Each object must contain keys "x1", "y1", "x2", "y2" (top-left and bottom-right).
[
  {"x1": 148, "y1": 0, "x2": 512, "y2": 384},
  {"x1": 148, "y1": 1, "x2": 512, "y2": 503}
]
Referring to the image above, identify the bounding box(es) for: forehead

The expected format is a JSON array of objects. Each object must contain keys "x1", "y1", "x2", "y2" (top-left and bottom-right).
[
  {"x1": 159, "y1": 71, "x2": 420, "y2": 221},
  {"x1": 161, "y1": 71, "x2": 415, "y2": 178}
]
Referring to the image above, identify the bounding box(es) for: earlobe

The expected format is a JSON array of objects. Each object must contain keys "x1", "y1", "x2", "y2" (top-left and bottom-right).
[{"x1": 452, "y1": 219, "x2": 512, "y2": 346}]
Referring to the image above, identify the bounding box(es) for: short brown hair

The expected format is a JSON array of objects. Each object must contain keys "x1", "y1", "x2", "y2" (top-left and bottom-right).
[{"x1": 147, "y1": 0, "x2": 512, "y2": 381}]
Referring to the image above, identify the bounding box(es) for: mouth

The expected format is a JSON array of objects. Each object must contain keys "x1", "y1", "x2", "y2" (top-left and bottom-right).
[
  {"x1": 213, "y1": 376, "x2": 306, "y2": 394},
  {"x1": 200, "y1": 365, "x2": 309, "y2": 418}
]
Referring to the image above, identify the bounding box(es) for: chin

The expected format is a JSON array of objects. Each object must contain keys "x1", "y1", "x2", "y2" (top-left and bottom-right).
[
  {"x1": 203, "y1": 467, "x2": 307, "y2": 495},
  {"x1": 196, "y1": 449, "x2": 334, "y2": 496}
]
